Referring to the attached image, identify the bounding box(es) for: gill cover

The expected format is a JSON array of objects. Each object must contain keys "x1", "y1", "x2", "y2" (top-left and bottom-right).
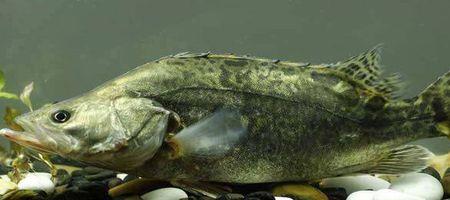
[{"x1": 82, "y1": 97, "x2": 172, "y2": 170}]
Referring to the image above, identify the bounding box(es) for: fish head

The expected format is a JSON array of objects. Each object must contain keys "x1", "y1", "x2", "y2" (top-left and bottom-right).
[{"x1": 1, "y1": 93, "x2": 173, "y2": 171}]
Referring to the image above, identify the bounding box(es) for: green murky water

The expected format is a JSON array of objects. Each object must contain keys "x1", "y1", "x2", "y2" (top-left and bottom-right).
[{"x1": 0, "y1": 0, "x2": 449, "y2": 153}]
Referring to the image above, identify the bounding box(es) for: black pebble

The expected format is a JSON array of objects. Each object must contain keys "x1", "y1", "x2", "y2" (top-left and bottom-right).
[
  {"x1": 50, "y1": 188, "x2": 92, "y2": 200},
  {"x1": 421, "y1": 167, "x2": 441, "y2": 181},
  {"x1": 32, "y1": 161, "x2": 51, "y2": 173},
  {"x1": 217, "y1": 193, "x2": 245, "y2": 200},
  {"x1": 244, "y1": 192, "x2": 275, "y2": 200},
  {"x1": 78, "y1": 182, "x2": 111, "y2": 200},
  {"x1": 123, "y1": 174, "x2": 139, "y2": 182},
  {"x1": 55, "y1": 169, "x2": 71, "y2": 186},
  {"x1": 321, "y1": 187, "x2": 348, "y2": 200},
  {"x1": 112, "y1": 195, "x2": 142, "y2": 200},
  {"x1": 85, "y1": 170, "x2": 116, "y2": 181},
  {"x1": 68, "y1": 177, "x2": 90, "y2": 188},
  {"x1": 107, "y1": 178, "x2": 124, "y2": 189},
  {"x1": 0, "y1": 164, "x2": 11, "y2": 174},
  {"x1": 180, "y1": 197, "x2": 199, "y2": 200},
  {"x1": 83, "y1": 166, "x2": 105, "y2": 175},
  {"x1": 71, "y1": 170, "x2": 86, "y2": 177}
]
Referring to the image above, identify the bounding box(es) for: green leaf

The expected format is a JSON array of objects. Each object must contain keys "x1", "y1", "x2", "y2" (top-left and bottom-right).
[
  {"x1": 0, "y1": 70, "x2": 5, "y2": 91},
  {"x1": 0, "y1": 92, "x2": 19, "y2": 99},
  {"x1": 20, "y1": 82, "x2": 34, "y2": 111},
  {"x1": 4, "y1": 107, "x2": 23, "y2": 131}
]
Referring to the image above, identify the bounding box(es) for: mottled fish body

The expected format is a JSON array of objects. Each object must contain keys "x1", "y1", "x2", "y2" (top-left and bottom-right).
[{"x1": 1, "y1": 47, "x2": 449, "y2": 184}]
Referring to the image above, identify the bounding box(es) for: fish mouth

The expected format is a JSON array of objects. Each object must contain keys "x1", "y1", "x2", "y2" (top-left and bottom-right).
[{"x1": 0, "y1": 128, "x2": 55, "y2": 154}]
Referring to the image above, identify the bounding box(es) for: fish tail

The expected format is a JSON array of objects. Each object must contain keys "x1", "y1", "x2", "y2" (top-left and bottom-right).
[{"x1": 413, "y1": 70, "x2": 450, "y2": 137}]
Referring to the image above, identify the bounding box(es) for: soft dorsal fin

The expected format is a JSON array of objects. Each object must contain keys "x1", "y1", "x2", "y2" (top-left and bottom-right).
[
  {"x1": 334, "y1": 45, "x2": 402, "y2": 100},
  {"x1": 166, "y1": 109, "x2": 247, "y2": 159}
]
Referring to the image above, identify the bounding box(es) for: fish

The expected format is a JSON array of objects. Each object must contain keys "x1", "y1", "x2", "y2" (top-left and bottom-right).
[{"x1": 0, "y1": 46, "x2": 449, "y2": 184}]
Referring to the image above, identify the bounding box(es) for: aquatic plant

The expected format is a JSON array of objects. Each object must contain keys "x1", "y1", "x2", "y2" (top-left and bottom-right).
[
  {"x1": 0, "y1": 70, "x2": 18, "y2": 100},
  {"x1": 0, "y1": 69, "x2": 55, "y2": 185}
]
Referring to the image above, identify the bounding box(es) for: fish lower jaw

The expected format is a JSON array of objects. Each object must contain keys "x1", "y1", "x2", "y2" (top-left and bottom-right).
[{"x1": 0, "y1": 128, "x2": 55, "y2": 154}]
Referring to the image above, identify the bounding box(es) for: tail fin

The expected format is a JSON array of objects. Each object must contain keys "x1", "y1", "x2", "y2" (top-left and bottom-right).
[{"x1": 415, "y1": 70, "x2": 450, "y2": 136}]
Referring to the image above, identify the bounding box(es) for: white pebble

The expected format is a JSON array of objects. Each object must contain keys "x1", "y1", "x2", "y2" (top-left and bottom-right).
[
  {"x1": 389, "y1": 173, "x2": 443, "y2": 200},
  {"x1": 373, "y1": 189, "x2": 424, "y2": 200},
  {"x1": 0, "y1": 174, "x2": 11, "y2": 182},
  {"x1": 18, "y1": 172, "x2": 55, "y2": 194},
  {"x1": 346, "y1": 190, "x2": 375, "y2": 200},
  {"x1": 0, "y1": 178, "x2": 17, "y2": 195},
  {"x1": 141, "y1": 187, "x2": 188, "y2": 200},
  {"x1": 275, "y1": 197, "x2": 294, "y2": 200},
  {"x1": 116, "y1": 173, "x2": 128, "y2": 181},
  {"x1": 321, "y1": 174, "x2": 390, "y2": 194}
]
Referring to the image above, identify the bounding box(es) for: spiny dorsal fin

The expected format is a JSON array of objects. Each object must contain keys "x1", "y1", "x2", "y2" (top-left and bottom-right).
[{"x1": 334, "y1": 45, "x2": 402, "y2": 100}]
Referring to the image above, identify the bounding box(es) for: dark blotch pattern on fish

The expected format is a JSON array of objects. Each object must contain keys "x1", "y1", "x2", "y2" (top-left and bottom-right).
[
  {"x1": 224, "y1": 59, "x2": 249, "y2": 67},
  {"x1": 432, "y1": 97, "x2": 448, "y2": 122}
]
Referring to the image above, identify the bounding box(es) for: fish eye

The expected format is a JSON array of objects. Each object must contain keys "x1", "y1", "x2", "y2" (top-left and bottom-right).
[{"x1": 52, "y1": 110, "x2": 71, "y2": 123}]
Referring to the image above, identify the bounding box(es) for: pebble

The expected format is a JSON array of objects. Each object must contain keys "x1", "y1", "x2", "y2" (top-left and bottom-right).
[
  {"x1": 216, "y1": 193, "x2": 244, "y2": 200},
  {"x1": 117, "y1": 173, "x2": 128, "y2": 181},
  {"x1": 140, "y1": 187, "x2": 188, "y2": 200},
  {"x1": 83, "y1": 166, "x2": 105, "y2": 174},
  {"x1": 0, "y1": 178, "x2": 17, "y2": 195},
  {"x1": 18, "y1": 173, "x2": 55, "y2": 194},
  {"x1": 274, "y1": 197, "x2": 293, "y2": 200},
  {"x1": 0, "y1": 165, "x2": 11, "y2": 175},
  {"x1": 373, "y1": 189, "x2": 425, "y2": 200},
  {"x1": 441, "y1": 173, "x2": 450, "y2": 195},
  {"x1": 272, "y1": 184, "x2": 327, "y2": 200},
  {"x1": 108, "y1": 179, "x2": 171, "y2": 198},
  {"x1": 108, "y1": 178, "x2": 124, "y2": 189},
  {"x1": 50, "y1": 187, "x2": 91, "y2": 200},
  {"x1": 79, "y1": 182, "x2": 110, "y2": 200},
  {"x1": 113, "y1": 195, "x2": 143, "y2": 200},
  {"x1": 389, "y1": 173, "x2": 443, "y2": 200},
  {"x1": 346, "y1": 191, "x2": 375, "y2": 200},
  {"x1": 1, "y1": 174, "x2": 12, "y2": 182},
  {"x1": 321, "y1": 174, "x2": 390, "y2": 194},
  {"x1": 421, "y1": 167, "x2": 441, "y2": 181},
  {"x1": 32, "y1": 160, "x2": 51, "y2": 173},
  {"x1": 71, "y1": 170, "x2": 86, "y2": 177},
  {"x1": 245, "y1": 191, "x2": 275, "y2": 200},
  {"x1": 85, "y1": 170, "x2": 116, "y2": 181},
  {"x1": 68, "y1": 177, "x2": 90, "y2": 188},
  {"x1": 321, "y1": 187, "x2": 347, "y2": 200},
  {"x1": 123, "y1": 174, "x2": 139, "y2": 182},
  {"x1": 55, "y1": 169, "x2": 71, "y2": 186},
  {"x1": 1, "y1": 190, "x2": 46, "y2": 200}
]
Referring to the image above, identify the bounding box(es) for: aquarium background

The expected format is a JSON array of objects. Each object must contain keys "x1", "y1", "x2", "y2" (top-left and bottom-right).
[{"x1": 0, "y1": 0, "x2": 449, "y2": 153}]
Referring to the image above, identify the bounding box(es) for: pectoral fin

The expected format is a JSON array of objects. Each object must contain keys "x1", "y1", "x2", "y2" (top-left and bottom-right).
[{"x1": 166, "y1": 109, "x2": 247, "y2": 159}]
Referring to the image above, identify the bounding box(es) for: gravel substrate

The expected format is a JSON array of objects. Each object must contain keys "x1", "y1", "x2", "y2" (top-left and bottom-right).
[{"x1": 1, "y1": 166, "x2": 450, "y2": 200}]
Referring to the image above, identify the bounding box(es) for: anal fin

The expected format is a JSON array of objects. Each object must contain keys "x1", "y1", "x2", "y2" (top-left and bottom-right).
[
  {"x1": 333, "y1": 145, "x2": 433, "y2": 176},
  {"x1": 364, "y1": 145, "x2": 433, "y2": 174}
]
